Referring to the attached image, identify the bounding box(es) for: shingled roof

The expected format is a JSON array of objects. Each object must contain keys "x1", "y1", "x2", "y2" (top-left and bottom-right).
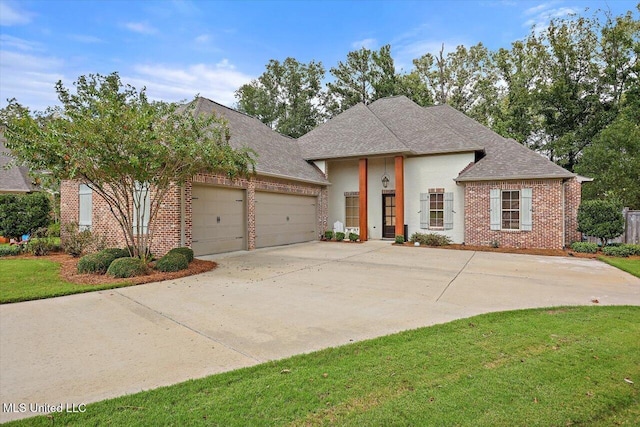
[
  {"x1": 298, "y1": 95, "x2": 482, "y2": 160},
  {"x1": 0, "y1": 134, "x2": 38, "y2": 193},
  {"x1": 298, "y1": 96, "x2": 574, "y2": 181},
  {"x1": 190, "y1": 97, "x2": 327, "y2": 185},
  {"x1": 426, "y1": 106, "x2": 575, "y2": 181}
]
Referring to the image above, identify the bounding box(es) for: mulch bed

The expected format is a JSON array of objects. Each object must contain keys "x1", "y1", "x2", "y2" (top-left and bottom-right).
[
  {"x1": 396, "y1": 242, "x2": 602, "y2": 259},
  {"x1": 16, "y1": 253, "x2": 217, "y2": 286}
]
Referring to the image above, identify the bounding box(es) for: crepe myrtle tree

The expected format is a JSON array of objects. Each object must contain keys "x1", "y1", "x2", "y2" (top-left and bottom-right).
[{"x1": 3, "y1": 72, "x2": 255, "y2": 260}]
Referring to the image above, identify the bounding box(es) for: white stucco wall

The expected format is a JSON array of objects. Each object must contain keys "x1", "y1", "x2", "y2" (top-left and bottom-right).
[
  {"x1": 404, "y1": 153, "x2": 474, "y2": 243},
  {"x1": 326, "y1": 153, "x2": 473, "y2": 242}
]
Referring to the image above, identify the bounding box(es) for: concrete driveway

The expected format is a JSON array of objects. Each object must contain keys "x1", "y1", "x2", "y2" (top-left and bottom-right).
[{"x1": 1, "y1": 241, "x2": 639, "y2": 422}]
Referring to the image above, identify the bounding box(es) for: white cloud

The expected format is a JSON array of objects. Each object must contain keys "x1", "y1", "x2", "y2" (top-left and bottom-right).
[
  {"x1": 0, "y1": 35, "x2": 41, "y2": 51},
  {"x1": 0, "y1": 50, "x2": 65, "y2": 110},
  {"x1": 351, "y1": 38, "x2": 377, "y2": 49},
  {"x1": 194, "y1": 34, "x2": 211, "y2": 44},
  {"x1": 124, "y1": 21, "x2": 158, "y2": 35},
  {"x1": 126, "y1": 61, "x2": 253, "y2": 106},
  {"x1": 523, "y1": 3, "x2": 578, "y2": 30},
  {"x1": 0, "y1": 1, "x2": 33, "y2": 26},
  {"x1": 394, "y1": 39, "x2": 467, "y2": 72}
]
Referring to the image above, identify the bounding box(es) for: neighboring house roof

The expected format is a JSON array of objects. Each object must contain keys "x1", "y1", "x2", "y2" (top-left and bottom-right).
[
  {"x1": 0, "y1": 134, "x2": 38, "y2": 193},
  {"x1": 428, "y1": 106, "x2": 575, "y2": 181},
  {"x1": 190, "y1": 97, "x2": 328, "y2": 185}
]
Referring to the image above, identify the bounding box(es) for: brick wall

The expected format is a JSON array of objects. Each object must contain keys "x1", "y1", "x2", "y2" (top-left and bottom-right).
[
  {"x1": 61, "y1": 173, "x2": 326, "y2": 256},
  {"x1": 563, "y1": 177, "x2": 582, "y2": 246},
  {"x1": 464, "y1": 179, "x2": 570, "y2": 249}
]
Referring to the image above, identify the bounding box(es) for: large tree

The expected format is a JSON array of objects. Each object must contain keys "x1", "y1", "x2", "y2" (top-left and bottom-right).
[
  {"x1": 325, "y1": 45, "x2": 399, "y2": 115},
  {"x1": 235, "y1": 57, "x2": 325, "y2": 138},
  {"x1": 3, "y1": 72, "x2": 254, "y2": 259}
]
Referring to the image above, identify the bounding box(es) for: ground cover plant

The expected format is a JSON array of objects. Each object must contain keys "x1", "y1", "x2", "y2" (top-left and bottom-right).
[{"x1": 6, "y1": 306, "x2": 639, "y2": 426}]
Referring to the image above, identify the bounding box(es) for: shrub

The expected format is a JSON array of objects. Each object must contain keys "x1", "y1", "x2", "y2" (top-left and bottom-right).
[
  {"x1": 77, "y1": 251, "x2": 118, "y2": 274},
  {"x1": 348, "y1": 233, "x2": 359, "y2": 242},
  {"x1": 0, "y1": 192, "x2": 51, "y2": 239},
  {"x1": 570, "y1": 242, "x2": 599, "y2": 254},
  {"x1": 395, "y1": 235, "x2": 405, "y2": 244},
  {"x1": 167, "y1": 247, "x2": 194, "y2": 263},
  {"x1": 626, "y1": 244, "x2": 640, "y2": 256},
  {"x1": 577, "y1": 200, "x2": 624, "y2": 246},
  {"x1": 0, "y1": 245, "x2": 22, "y2": 257},
  {"x1": 335, "y1": 232, "x2": 345, "y2": 241},
  {"x1": 409, "y1": 232, "x2": 452, "y2": 246},
  {"x1": 62, "y1": 222, "x2": 106, "y2": 257},
  {"x1": 324, "y1": 230, "x2": 334, "y2": 240},
  {"x1": 102, "y1": 248, "x2": 131, "y2": 259},
  {"x1": 155, "y1": 252, "x2": 189, "y2": 272},
  {"x1": 107, "y1": 257, "x2": 148, "y2": 278},
  {"x1": 48, "y1": 222, "x2": 61, "y2": 237},
  {"x1": 602, "y1": 245, "x2": 632, "y2": 257}
]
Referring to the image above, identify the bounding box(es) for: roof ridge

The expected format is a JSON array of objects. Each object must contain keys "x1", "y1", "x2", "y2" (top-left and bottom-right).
[{"x1": 365, "y1": 102, "x2": 413, "y2": 154}]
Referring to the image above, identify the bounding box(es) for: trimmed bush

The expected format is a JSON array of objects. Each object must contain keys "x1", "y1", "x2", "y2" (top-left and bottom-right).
[
  {"x1": 77, "y1": 251, "x2": 118, "y2": 274},
  {"x1": 335, "y1": 232, "x2": 346, "y2": 241},
  {"x1": 395, "y1": 235, "x2": 405, "y2": 244},
  {"x1": 570, "y1": 242, "x2": 598, "y2": 254},
  {"x1": 627, "y1": 244, "x2": 640, "y2": 256},
  {"x1": 167, "y1": 247, "x2": 194, "y2": 263},
  {"x1": 348, "y1": 233, "x2": 359, "y2": 242},
  {"x1": 324, "y1": 230, "x2": 334, "y2": 240},
  {"x1": 409, "y1": 232, "x2": 452, "y2": 246},
  {"x1": 102, "y1": 248, "x2": 131, "y2": 259},
  {"x1": 155, "y1": 252, "x2": 188, "y2": 272},
  {"x1": 602, "y1": 245, "x2": 632, "y2": 257},
  {"x1": 107, "y1": 257, "x2": 148, "y2": 278},
  {"x1": 0, "y1": 245, "x2": 23, "y2": 257}
]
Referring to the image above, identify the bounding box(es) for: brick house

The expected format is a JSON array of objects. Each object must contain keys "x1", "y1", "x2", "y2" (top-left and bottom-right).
[{"x1": 60, "y1": 95, "x2": 582, "y2": 255}]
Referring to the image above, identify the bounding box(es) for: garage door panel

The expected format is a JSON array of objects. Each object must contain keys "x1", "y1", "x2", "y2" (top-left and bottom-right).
[
  {"x1": 192, "y1": 185, "x2": 246, "y2": 256},
  {"x1": 255, "y1": 192, "x2": 317, "y2": 249}
]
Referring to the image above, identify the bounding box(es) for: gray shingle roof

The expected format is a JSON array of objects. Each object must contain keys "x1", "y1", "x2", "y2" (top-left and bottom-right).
[
  {"x1": 191, "y1": 98, "x2": 328, "y2": 185},
  {"x1": 298, "y1": 96, "x2": 573, "y2": 181},
  {"x1": 0, "y1": 134, "x2": 37, "y2": 193},
  {"x1": 425, "y1": 106, "x2": 575, "y2": 181}
]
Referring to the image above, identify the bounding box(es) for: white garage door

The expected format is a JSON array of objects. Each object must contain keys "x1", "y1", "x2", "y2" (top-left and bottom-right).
[
  {"x1": 255, "y1": 192, "x2": 317, "y2": 248},
  {"x1": 191, "y1": 185, "x2": 246, "y2": 256}
]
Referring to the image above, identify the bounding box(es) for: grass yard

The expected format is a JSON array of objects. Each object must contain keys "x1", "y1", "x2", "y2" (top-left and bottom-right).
[
  {"x1": 0, "y1": 258, "x2": 131, "y2": 304},
  {"x1": 6, "y1": 306, "x2": 639, "y2": 426},
  {"x1": 599, "y1": 256, "x2": 640, "y2": 278}
]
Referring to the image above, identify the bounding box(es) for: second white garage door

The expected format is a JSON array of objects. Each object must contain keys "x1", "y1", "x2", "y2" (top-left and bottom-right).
[
  {"x1": 192, "y1": 185, "x2": 246, "y2": 256},
  {"x1": 255, "y1": 192, "x2": 317, "y2": 248}
]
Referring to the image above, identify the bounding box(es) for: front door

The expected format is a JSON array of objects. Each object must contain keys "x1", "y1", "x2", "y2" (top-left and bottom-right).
[{"x1": 382, "y1": 193, "x2": 396, "y2": 238}]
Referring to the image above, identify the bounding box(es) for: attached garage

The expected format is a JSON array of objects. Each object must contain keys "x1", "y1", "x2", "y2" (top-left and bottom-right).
[
  {"x1": 191, "y1": 185, "x2": 246, "y2": 256},
  {"x1": 255, "y1": 192, "x2": 317, "y2": 248}
]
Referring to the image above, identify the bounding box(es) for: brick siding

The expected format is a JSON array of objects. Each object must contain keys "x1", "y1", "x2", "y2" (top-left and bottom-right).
[
  {"x1": 464, "y1": 179, "x2": 580, "y2": 249},
  {"x1": 61, "y1": 173, "x2": 326, "y2": 256}
]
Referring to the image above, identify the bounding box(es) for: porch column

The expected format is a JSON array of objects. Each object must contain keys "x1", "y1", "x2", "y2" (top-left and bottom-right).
[
  {"x1": 359, "y1": 158, "x2": 368, "y2": 241},
  {"x1": 395, "y1": 156, "x2": 404, "y2": 238}
]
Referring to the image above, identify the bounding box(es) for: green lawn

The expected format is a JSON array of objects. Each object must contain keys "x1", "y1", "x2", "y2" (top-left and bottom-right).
[
  {"x1": 6, "y1": 306, "x2": 639, "y2": 426},
  {"x1": 0, "y1": 258, "x2": 131, "y2": 304},
  {"x1": 599, "y1": 256, "x2": 640, "y2": 278}
]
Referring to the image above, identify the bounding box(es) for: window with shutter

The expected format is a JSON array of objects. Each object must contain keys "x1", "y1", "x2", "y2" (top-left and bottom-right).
[
  {"x1": 78, "y1": 184, "x2": 92, "y2": 231},
  {"x1": 444, "y1": 192, "x2": 454, "y2": 230},
  {"x1": 420, "y1": 193, "x2": 428, "y2": 229}
]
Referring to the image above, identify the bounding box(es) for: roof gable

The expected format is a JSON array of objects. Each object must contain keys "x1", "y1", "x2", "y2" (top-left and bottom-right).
[
  {"x1": 191, "y1": 98, "x2": 327, "y2": 185},
  {"x1": 298, "y1": 102, "x2": 410, "y2": 160}
]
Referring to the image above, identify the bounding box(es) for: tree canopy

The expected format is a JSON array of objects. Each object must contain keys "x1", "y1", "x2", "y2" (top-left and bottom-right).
[{"x1": 3, "y1": 72, "x2": 254, "y2": 259}]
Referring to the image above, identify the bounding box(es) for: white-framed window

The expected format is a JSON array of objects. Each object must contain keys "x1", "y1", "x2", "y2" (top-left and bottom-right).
[
  {"x1": 133, "y1": 182, "x2": 151, "y2": 234},
  {"x1": 490, "y1": 188, "x2": 532, "y2": 231},
  {"x1": 78, "y1": 184, "x2": 92, "y2": 231},
  {"x1": 420, "y1": 189, "x2": 453, "y2": 230},
  {"x1": 345, "y1": 193, "x2": 359, "y2": 228}
]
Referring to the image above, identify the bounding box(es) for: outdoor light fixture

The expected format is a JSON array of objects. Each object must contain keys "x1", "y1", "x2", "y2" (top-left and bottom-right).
[{"x1": 381, "y1": 174, "x2": 390, "y2": 188}]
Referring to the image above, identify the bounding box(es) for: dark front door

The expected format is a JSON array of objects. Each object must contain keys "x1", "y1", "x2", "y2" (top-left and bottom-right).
[{"x1": 382, "y1": 193, "x2": 396, "y2": 238}]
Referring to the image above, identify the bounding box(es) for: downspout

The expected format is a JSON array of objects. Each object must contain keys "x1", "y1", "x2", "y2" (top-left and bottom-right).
[{"x1": 180, "y1": 185, "x2": 186, "y2": 247}]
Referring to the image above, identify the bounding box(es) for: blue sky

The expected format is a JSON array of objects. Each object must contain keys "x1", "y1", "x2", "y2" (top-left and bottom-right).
[{"x1": 0, "y1": 0, "x2": 636, "y2": 111}]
